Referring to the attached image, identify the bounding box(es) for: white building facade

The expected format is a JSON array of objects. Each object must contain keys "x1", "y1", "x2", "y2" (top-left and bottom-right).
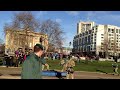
[{"x1": 73, "y1": 21, "x2": 120, "y2": 57}]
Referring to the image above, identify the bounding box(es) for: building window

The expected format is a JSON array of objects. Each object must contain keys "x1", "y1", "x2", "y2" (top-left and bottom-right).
[
  {"x1": 83, "y1": 33, "x2": 84, "y2": 36},
  {"x1": 89, "y1": 30, "x2": 91, "y2": 34},
  {"x1": 91, "y1": 36, "x2": 93, "y2": 39},
  {"x1": 112, "y1": 29, "x2": 114, "y2": 33},
  {"x1": 116, "y1": 29, "x2": 118, "y2": 33},
  {"x1": 108, "y1": 28, "x2": 110, "y2": 32},
  {"x1": 109, "y1": 34, "x2": 111, "y2": 36}
]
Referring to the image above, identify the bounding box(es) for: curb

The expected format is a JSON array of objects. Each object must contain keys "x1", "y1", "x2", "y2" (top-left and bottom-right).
[
  {"x1": 0, "y1": 66, "x2": 22, "y2": 68},
  {"x1": 75, "y1": 71, "x2": 107, "y2": 74}
]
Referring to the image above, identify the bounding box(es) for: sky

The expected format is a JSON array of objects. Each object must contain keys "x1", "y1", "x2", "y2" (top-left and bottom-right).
[{"x1": 1, "y1": 11, "x2": 120, "y2": 48}]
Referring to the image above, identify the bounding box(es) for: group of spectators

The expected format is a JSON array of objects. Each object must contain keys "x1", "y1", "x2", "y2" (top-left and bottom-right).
[{"x1": 4, "y1": 48, "x2": 32, "y2": 68}]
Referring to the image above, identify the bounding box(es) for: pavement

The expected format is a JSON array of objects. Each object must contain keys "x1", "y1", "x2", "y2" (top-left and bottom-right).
[{"x1": 0, "y1": 66, "x2": 120, "y2": 79}]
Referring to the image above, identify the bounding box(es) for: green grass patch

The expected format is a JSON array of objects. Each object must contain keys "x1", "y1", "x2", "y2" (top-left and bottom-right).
[{"x1": 46, "y1": 59, "x2": 120, "y2": 74}]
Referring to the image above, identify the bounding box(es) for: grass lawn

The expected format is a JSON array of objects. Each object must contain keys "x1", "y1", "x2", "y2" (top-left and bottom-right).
[
  {"x1": 0, "y1": 58, "x2": 120, "y2": 74},
  {"x1": 46, "y1": 59, "x2": 120, "y2": 74}
]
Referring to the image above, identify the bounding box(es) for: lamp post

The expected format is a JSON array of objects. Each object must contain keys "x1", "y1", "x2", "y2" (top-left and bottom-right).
[
  {"x1": 40, "y1": 36, "x2": 43, "y2": 45},
  {"x1": 40, "y1": 36, "x2": 48, "y2": 53}
]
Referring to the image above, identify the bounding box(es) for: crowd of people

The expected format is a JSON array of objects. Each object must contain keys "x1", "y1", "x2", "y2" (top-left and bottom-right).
[
  {"x1": 4, "y1": 48, "x2": 32, "y2": 68},
  {"x1": 3, "y1": 44, "x2": 119, "y2": 79}
]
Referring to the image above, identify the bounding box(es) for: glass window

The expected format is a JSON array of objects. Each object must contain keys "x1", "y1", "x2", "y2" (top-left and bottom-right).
[
  {"x1": 108, "y1": 28, "x2": 110, "y2": 32},
  {"x1": 112, "y1": 29, "x2": 114, "y2": 33},
  {"x1": 83, "y1": 33, "x2": 84, "y2": 36},
  {"x1": 116, "y1": 29, "x2": 118, "y2": 33}
]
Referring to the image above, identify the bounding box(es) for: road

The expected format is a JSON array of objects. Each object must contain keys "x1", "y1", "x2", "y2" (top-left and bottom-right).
[{"x1": 0, "y1": 66, "x2": 120, "y2": 79}]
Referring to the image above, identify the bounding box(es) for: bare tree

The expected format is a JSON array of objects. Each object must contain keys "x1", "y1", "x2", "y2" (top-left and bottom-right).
[
  {"x1": 40, "y1": 19, "x2": 65, "y2": 52},
  {"x1": 103, "y1": 25, "x2": 109, "y2": 59},
  {"x1": 4, "y1": 11, "x2": 40, "y2": 50},
  {"x1": 113, "y1": 28, "x2": 117, "y2": 56},
  {"x1": 102, "y1": 37, "x2": 111, "y2": 58},
  {"x1": 103, "y1": 27, "x2": 117, "y2": 59}
]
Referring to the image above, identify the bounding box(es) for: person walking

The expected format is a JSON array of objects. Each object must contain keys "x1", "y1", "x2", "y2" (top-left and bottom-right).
[
  {"x1": 112, "y1": 62, "x2": 119, "y2": 75},
  {"x1": 42, "y1": 56, "x2": 49, "y2": 71},
  {"x1": 21, "y1": 44, "x2": 47, "y2": 79}
]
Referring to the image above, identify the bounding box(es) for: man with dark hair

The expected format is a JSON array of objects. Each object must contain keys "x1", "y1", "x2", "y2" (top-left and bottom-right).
[{"x1": 21, "y1": 44, "x2": 47, "y2": 79}]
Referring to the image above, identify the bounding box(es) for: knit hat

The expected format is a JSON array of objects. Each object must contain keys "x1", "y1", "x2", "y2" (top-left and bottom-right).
[{"x1": 34, "y1": 44, "x2": 44, "y2": 50}]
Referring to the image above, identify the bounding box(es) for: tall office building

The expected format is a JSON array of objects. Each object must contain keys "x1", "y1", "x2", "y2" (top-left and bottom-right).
[
  {"x1": 77, "y1": 21, "x2": 95, "y2": 34},
  {"x1": 73, "y1": 21, "x2": 120, "y2": 57}
]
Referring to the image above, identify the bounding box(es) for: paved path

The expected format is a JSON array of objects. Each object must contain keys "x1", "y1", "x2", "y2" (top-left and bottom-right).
[{"x1": 0, "y1": 66, "x2": 120, "y2": 79}]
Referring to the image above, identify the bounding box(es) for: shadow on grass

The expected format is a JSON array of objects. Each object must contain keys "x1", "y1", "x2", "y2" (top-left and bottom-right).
[
  {"x1": 96, "y1": 69, "x2": 107, "y2": 74},
  {"x1": 9, "y1": 74, "x2": 21, "y2": 76},
  {"x1": 0, "y1": 73, "x2": 2, "y2": 76}
]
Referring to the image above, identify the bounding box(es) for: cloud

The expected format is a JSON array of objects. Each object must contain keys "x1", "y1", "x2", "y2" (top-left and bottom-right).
[
  {"x1": 36, "y1": 11, "x2": 47, "y2": 18},
  {"x1": 55, "y1": 18, "x2": 62, "y2": 23},
  {"x1": 66, "y1": 11, "x2": 80, "y2": 16},
  {"x1": 98, "y1": 14, "x2": 120, "y2": 25},
  {"x1": 85, "y1": 11, "x2": 120, "y2": 25}
]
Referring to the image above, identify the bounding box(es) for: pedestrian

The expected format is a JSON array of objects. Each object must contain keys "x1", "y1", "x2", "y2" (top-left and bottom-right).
[
  {"x1": 4, "y1": 53, "x2": 10, "y2": 68},
  {"x1": 113, "y1": 55, "x2": 118, "y2": 62},
  {"x1": 112, "y1": 62, "x2": 119, "y2": 75},
  {"x1": 5, "y1": 51, "x2": 10, "y2": 68},
  {"x1": 42, "y1": 56, "x2": 49, "y2": 71},
  {"x1": 85, "y1": 55, "x2": 89, "y2": 64},
  {"x1": 21, "y1": 44, "x2": 47, "y2": 79},
  {"x1": 76, "y1": 54, "x2": 80, "y2": 63},
  {"x1": 14, "y1": 54, "x2": 19, "y2": 67},
  {"x1": 96, "y1": 55, "x2": 99, "y2": 62},
  {"x1": 15, "y1": 49, "x2": 19, "y2": 64}
]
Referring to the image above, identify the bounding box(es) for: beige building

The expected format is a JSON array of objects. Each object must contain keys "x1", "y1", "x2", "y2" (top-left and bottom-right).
[
  {"x1": 5, "y1": 29, "x2": 48, "y2": 54},
  {"x1": 77, "y1": 21, "x2": 95, "y2": 34}
]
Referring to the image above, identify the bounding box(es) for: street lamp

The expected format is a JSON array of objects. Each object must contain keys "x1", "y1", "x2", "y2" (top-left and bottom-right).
[
  {"x1": 40, "y1": 36, "x2": 44, "y2": 45},
  {"x1": 39, "y1": 36, "x2": 48, "y2": 53}
]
